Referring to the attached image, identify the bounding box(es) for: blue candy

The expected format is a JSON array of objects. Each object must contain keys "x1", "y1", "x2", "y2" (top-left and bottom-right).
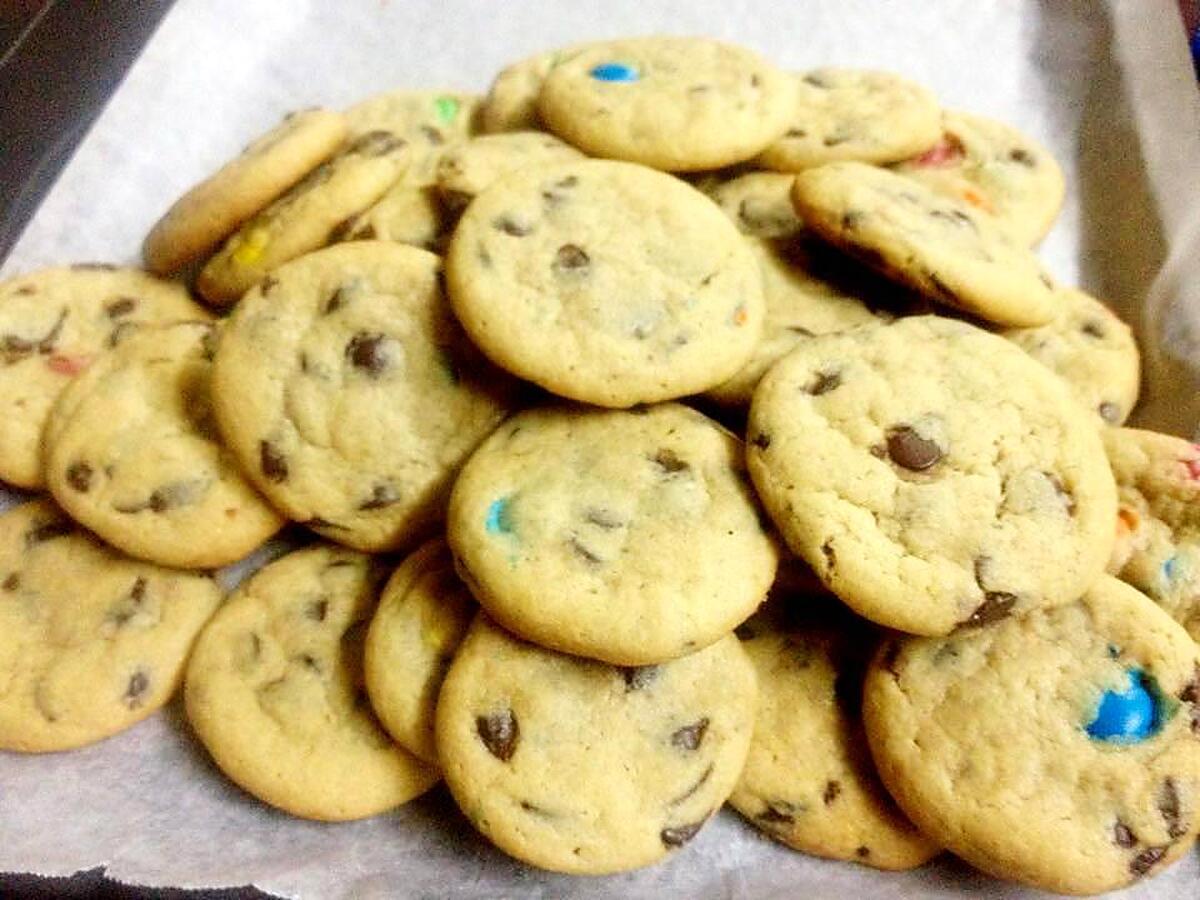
[
  {"x1": 590, "y1": 62, "x2": 639, "y2": 83},
  {"x1": 485, "y1": 496, "x2": 514, "y2": 535},
  {"x1": 1086, "y1": 668, "x2": 1159, "y2": 743},
  {"x1": 1162, "y1": 554, "x2": 1180, "y2": 584}
]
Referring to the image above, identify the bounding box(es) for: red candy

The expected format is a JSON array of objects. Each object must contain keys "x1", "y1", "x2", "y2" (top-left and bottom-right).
[
  {"x1": 909, "y1": 135, "x2": 965, "y2": 168},
  {"x1": 1181, "y1": 453, "x2": 1200, "y2": 482},
  {"x1": 46, "y1": 354, "x2": 93, "y2": 376}
]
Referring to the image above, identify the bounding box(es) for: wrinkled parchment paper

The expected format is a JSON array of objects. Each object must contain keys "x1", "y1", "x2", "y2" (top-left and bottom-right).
[{"x1": 2, "y1": 0, "x2": 1200, "y2": 896}]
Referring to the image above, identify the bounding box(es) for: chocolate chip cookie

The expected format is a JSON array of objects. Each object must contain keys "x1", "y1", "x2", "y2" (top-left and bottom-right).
[
  {"x1": 435, "y1": 131, "x2": 583, "y2": 216},
  {"x1": 0, "y1": 264, "x2": 208, "y2": 489},
  {"x1": 447, "y1": 403, "x2": 778, "y2": 665},
  {"x1": 0, "y1": 499, "x2": 221, "y2": 752},
  {"x1": 537, "y1": 37, "x2": 795, "y2": 171},
  {"x1": 185, "y1": 543, "x2": 438, "y2": 820},
  {"x1": 747, "y1": 316, "x2": 1117, "y2": 635},
  {"x1": 792, "y1": 161, "x2": 1058, "y2": 327},
  {"x1": 864, "y1": 575, "x2": 1200, "y2": 893},
  {"x1": 363, "y1": 539, "x2": 474, "y2": 763},
  {"x1": 212, "y1": 241, "x2": 516, "y2": 552},
  {"x1": 143, "y1": 108, "x2": 348, "y2": 275},
  {"x1": 446, "y1": 158, "x2": 765, "y2": 407},
  {"x1": 435, "y1": 615, "x2": 757, "y2": 874},
  {"x1": 44, "y1": 321, "x2": 284, "y2": 568}
]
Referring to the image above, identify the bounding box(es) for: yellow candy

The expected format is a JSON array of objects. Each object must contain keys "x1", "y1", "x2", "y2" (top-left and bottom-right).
[{"x1": 231, "y1": 226, "x2": 270, "y2": 267}]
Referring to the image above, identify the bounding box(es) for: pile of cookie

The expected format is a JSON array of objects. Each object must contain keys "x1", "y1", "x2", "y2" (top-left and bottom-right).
[{"x1": 0, "y1": 34, "x2": 1198, "y2": 895}]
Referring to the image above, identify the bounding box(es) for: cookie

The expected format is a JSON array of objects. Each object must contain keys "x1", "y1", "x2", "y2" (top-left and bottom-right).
[
  {"x1": 537, "y1": 37, "x2": 795, "y2": 171},
  {"x1": 212, "y1": 241, "x2": 516, "y2": 552},
  {"x1": 435, "y1": 615, "x2": 757, "y2": 874},
  {"x1": 747, "y1": 316, "x2": 1117, "y2": 636},
  {"x1": 756, "y1": 68, "x2": 940, "y2": 171},
  {"x1": 363, "y1": 539, "x2": 474, "y2": 763},
  {"x1": 705, "y1": 172, "x2": 803, "y2": 239},
  {"x1": 446, "y1": 158, "x2": 765, "y2": 407},
  {"x1": 479, "y1": 48, "x2": 586, "y2": 133},
  {"x1": 792, "y1": 161, "x2": 1058, "y2": 327},
  {"x1": 44, "y1": 321, "x2": 284, "y2": 569},
  {"x1": 1003, "y1": 288, "x2": 1140, "y2": 426},
  {"x1": 728, "y1": 601, "x2": 940, "y2": 870},
  {"x1": 333, "y1": 179, "x2": 446, "y2": 252},
  {"x1": 864, "y1": 575, "x2": 1200, "y2": 894},
  {"x1": 447, "y1": 403, "x2": 778, "y2": 665},
  {"x1": 185, "y1": 544, "x2": 439, "y2": 820},
  {"x1": 0, "y1": 264, "x2": 208, "y2": 489},
  {"x1": 435, "y1": 131, "x2": 584, "y2": 216},
  {"x1": 196, "y1": 130, "x2": 410, "y2": 305},
  {"x1": 0, "y1": 499, "x2": 221, "y2": 752},
  {"x1": 1104, "y1": 427, "x2": 1200, "y2": 640},
  {"x1": 142, "y1": 108, "x2": 348, "y2": 275},
  {"x1": 893, "y1": 110, "x2": 1066, "y2": 245},
  {"x1": 344, "y1": 90, "x2": 480, "y2": 163},
  {"x1": 704, "y1": 235, "x2": 897, "y2": 408}
]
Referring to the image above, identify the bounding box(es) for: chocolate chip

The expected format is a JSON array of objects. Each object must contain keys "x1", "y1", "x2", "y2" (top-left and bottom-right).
[
  {"x1": 751, "y1": 432, "x2": 771, "y2": 450},
  {"x1": 929, "y1": 208, "x2": 977, "y2": 231},
  {"x1": 2, "y1": 573, "x2": 19, "y2": 591},
  {"x1": 476, "y1": 709, "x2": 519, "y2": 761},
  {"x1": 296, "y1": 653, "x2": 321, "y2": 673},
  {"x1": 553, "y1": 243, "x2": 589, "y2": 273},
  {"x1": 105, "y1": 297, "x2": 138, "y2": 318},
  {"x1": 260, "y1": 440, "x2": 289, "y2": 482},
  {"x1": 583, "y1": 508, "x2": 623, "y2": 529},
  {"x1": 651, "y1": 448, "x2": 689, "y2": 475},
  {"x1": 123, "y1": 670, "x2": 150, "y2": 708},
  {"x1": 1008, "y1": 147, "x2": 1035, "y2": 166},
  {"x1": 349, "y1": 130, "x2": 407, "y2": 157},
  {"x1": 306, "y1": 598, "x2": 329, "y2": 622},
  {"x1": 418, "y1": 125, "x2": 444, "y2": 146},
  {"x1": 345, "y1": 332, "x2": 392, "y2": 376},
  {"x1": 785, "y1": 128, "x2": 808, "y2": 138},
  {"x1": 1038, "y1": 272, "x2": 1054, "y2": 290},
  {"x1": 855, "y1": 846, "x2": 871, "y2": 859},
  {"x1": 821, "y1": 539, "x2": 837, "y2": 572},
  {"x1": 1113, "y1": 821, "x2": 1137, "y2": 848},
  {"x1": 130, "y1": 577, "x2": 147, "y2": 603},
  {"x1": 1160, "y1": 778, "x2": 1186, "y2": 838},
  {"x1": 198, "y1": 325, "x2": 219, "y2": 361},
  {"x1": 823, "y1": 135, "x2": 849, "y2": 147},
  {"x1": 116, "y1": 479, "x2": 206, "y2": 514},
  {"x1": 359, "y1": 483, "x2": 400, "y2": 510},
  {"x1": 323, "y1": 285, "x2": 351, "y2": 315},
  {"x1": 260, "y1": 275, "x2": 280, "y2": 295},
  {"x1": 1081, "y1": 320, "x2": 1107, "y2": 339},
  {"x1": 886, "y1": 426, "x2": 943, "y2": 471},
  {"x1": 670, "y1": 718, "x2": 709, "y2": 751},
  {"x1": 1099, "y1": 402, "x2": 1122, "y2": 424},
  {"x1": 757, "y1": 802, "x2": 797, "y2": 824},
  {"x1": 25, "y1": 519, "x2": 72, "y2": 547},
  {"x1": 841, "y1": 211, "x2": 863, "y2": 230},
  {"x1": 1129, "y1": 846, "x2": 1167, "y2": 877},
  {"x1": 66, "y1": 461, "x2": 93, "y2": 492},
  {"x1": 107, "y1": 321, "x2": 139, "y2": 348},
  {"x1": 622, "y1": 665, "x2": 659, "y2": 692},
  {"x1": 962, "y1": 592, "x2": 1017, "y2": 628},
  {"x1": 1179, "y1": 664, "x2": 1200, "y2": 705},
  {"x1": 802, "y1": 73, "x2": 830, "y2": 88},
  {"x1": 805, "y1": 371, "x2": 841, "y2": 395},
  {"x1": 567, "y1": 536, "x2": 602, "y2": 565},
  {"x1": 492, "y1": 216, "x2": 532, "y2": 237},
  {"x1": 1046, "y1": 472, "x2": 1076, "y2": 515},
  {"x1": 823, "y1": 780, "x2": 842, "y2": 805},
  {"x1": 107, "y1": 578, "x2": 147, "y2": 628},
  {"x1": 660, "y1": 819, "x2": 705, "y2": 848},
  {"x1": 14, "y1": 285, "x2": 35, "y2": 296},
  {"x1": 352, "y1": 222, "x2": 377, "y2": 241}
]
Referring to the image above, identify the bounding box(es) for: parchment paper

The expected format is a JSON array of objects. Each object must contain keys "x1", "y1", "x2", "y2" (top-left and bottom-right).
[{"x1": 2, "y1": 1, "x2": 1199, "y2": 897}]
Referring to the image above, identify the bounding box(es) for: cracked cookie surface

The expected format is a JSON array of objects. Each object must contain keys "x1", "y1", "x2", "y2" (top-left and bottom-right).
[
  {"x1": 0, "y1": 265, "x2": 209, "y2": 489},
  {"x1": 364, "y1": 539, "x2": 474, "y2": 763},
  {"x1": 864, "y1": 576, "x2": 1200, "y2": 894},
  {"x1": 1004, "y1": 288, "x2": 1140, "y2": 426},
  {"x1": 448, "y1": 403, "x2": 777, "y2": 665},
  {"x1": 212, "y1": 241, "x2": 516, "y2": 552},
  {"x1": 143, "y1": 108, "x2": 348, "y2": 275},
  {"x1": 0, "y1": 499, "x2": 221, "y2": 752},
  {"x1": 537, "y1": 37, "x2": 794, "y2": 171},
  {"x1": 446, "y1": 159, "x2": 764, "y2": 407},
  {"x1": 792, "y1": 161, "x2": 1058, "y2": 327},
  {"x1": 729, "y1": 598, "x2": 940, "y2": 870},
  {"x1": 184, "y1": 543, "x2": 438, "y2": 820},
  {"x1": 757, "y1": 68, "x2": 940, "y2": 171},
  {"x1": 44, "y1": 321, "x2": 284, "y2": 568},
  {"x1": 1105, "y1": 427, "x2": 1200, "y2": 640},
  {"x1": 197, "y1": 131, "x2": 411, "y2": 305},
  {"x1": 893, "y1": 110, "x2": 1065, "y2": 246},
  {"x1": 747, "y1": 316, "x2": 1116, "y2": 636},
  {"x1": 435, "y1": 615, "x2": 756, "y2": 874}
]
